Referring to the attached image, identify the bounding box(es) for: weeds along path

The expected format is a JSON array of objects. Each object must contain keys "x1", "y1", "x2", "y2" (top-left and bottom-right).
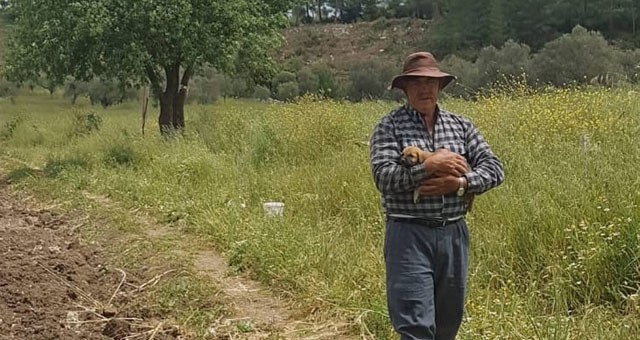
[{"x1": 80, "y1": 190, "x2": 357, "y2": 339}]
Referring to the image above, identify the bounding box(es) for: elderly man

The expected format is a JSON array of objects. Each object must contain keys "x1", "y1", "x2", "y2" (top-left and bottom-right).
[{"x1": 369, "y1": 52, "x2": 504, "y2": 340}]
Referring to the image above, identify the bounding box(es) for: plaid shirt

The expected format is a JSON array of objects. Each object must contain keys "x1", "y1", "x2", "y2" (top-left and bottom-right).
[{"x1": 369, "y1": 104, "x2": 504, "y2": 219}]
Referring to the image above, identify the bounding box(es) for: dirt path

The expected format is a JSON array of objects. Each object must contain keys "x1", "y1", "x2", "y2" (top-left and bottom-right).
[{"x1": 0, "y1": 176, "x2": 357, "y2": 339}]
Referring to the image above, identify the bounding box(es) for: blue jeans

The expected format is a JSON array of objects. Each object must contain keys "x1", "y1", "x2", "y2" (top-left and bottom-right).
[{"x1": 384, "y1": 217, "x2": 469, "y2": 340}]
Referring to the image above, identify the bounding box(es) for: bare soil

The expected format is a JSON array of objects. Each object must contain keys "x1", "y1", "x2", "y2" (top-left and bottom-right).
[{"x1": 0, "y1": 188, "x2": 179, "y2": 340}]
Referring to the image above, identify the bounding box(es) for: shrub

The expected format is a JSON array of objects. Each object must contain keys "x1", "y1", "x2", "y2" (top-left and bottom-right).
[
  {"x1": 0, "y1": 77, "x2": 18, "y2": 103},
  {"x1": 271, "y1": 71, "x2": 297, "y2": 90},
  {"x1": 86, "y1": 79, "x2": 137, "y2": 108},
  {"x1": 103, "y1": 144, "x2": 136, "y2": 167},
  {"x1": 69, "y1": 110, "x2": 102, "y2": 137},
  {"x1": 43, "y1": 156, "x2": 89, "y2": 178},
  {"x1": 615, "y1": 48, "x2": 640, "y2": 84},
  {"x1": 312, "y1": 64, "x2": 342, "y2": 98},
  {"x1": 276, "y1": 81, "x2": 299, "y2": 102},
  {"x1": 439, "y1": 55, "x2": 481, "y2": 98},
  {"x1": 530, "y1": 25, "x2": 622, "y2": 87},
  {"x1": 0, "y1": 116, "x2": 23, "y2": 141},
  {"x1": 252, "y1": 85, "x2": 272, "y2": 101},
  {"x1": 220, "y1": 77, "x2": 250, "y2": 99},
  {"x1": 475, "y1": 40, "x2": 531, "y2": 88},
  {"x1": 296, "y1": 67, "x2": 319, "y2": 95},
  {"x1": 347, "y1": 58, "x2": 397, "y2": 101},
  {"x1": 63, "y1": 80, "x2": 90, "y2": 105},
  {"x1": 188, "y1": 75, "x2": 221, "y2": 104}
]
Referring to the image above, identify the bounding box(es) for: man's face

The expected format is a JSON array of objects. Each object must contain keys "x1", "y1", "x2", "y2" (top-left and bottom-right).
[{"x1": 404, "y1": 77, "x2": 440, "y2": 115}]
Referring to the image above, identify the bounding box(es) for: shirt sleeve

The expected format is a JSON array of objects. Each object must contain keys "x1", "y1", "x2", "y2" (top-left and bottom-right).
[
  {"x1": 463, "y1": 120, "x2": 505, "y2": 194},
  {"x1": 369, "y1": 117, "x2": 428, "y2": 194}
]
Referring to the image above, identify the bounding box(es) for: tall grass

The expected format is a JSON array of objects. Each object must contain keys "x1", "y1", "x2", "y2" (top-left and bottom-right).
[{"x1": 1, "y1": 88, "x2": 639, "y2": 339}]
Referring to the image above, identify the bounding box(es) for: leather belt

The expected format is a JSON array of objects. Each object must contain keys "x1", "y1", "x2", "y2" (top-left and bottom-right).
[{"x1": 388, "y1": 215, "x2": 464, "y2": 228}]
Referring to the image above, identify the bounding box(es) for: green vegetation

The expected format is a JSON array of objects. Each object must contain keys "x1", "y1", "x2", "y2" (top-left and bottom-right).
[
  {"x1": 4, "y1": 0, "x2": 292, "y2": 133},
  {"x1": 2, "y1": 88, "x2": 639, "y2": 338}
]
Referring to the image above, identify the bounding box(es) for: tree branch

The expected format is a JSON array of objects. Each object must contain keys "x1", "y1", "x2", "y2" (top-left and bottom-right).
[
  {"x1": 180, "y1": 64, "x2": 194, "y2": 89},
  {"x1": 145, "y1": 66, "x2": 162, "y2": 99}
]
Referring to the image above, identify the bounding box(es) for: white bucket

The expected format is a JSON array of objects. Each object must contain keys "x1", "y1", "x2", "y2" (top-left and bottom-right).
[{"x1": 263, "y1": 202, "x2": 285, "y2": 217}]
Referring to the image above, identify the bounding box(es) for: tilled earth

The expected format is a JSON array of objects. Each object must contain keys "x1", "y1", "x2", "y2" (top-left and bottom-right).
[{"x1": 0, "y1": 189, "x2": 179, "y2": 339}]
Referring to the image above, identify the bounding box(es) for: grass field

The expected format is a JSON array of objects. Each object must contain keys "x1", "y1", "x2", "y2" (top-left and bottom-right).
[{"x1": 1, "y1": 87, "x2": 639, "y2": 339}]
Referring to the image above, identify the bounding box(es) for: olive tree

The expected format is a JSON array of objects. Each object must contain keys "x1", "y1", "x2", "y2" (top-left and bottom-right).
[{"x1": 5, "y1": 0, "x2": 292, "y2": 134}]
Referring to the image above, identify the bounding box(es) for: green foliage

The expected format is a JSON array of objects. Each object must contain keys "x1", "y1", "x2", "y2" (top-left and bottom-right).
[
  {"x1": 6, "y1": 0, "x2": 292, "y2": 84},
  {"x1": 475, "y1": 40, "x2": 531, "y2": 88},
  {"x1": 4, "y1": 0, "x2": 293, "y2": 133},
  {"x1": 439, "y1": 55, "x2": 481, "y2": 98},
  {"x1": 104, "y1": 144, "x2": 136, "y2": 167},
  {"x1": 188, "y1": 68, "x2": 222, "y2": 104},
  {"x1": 228, "y1": 240, "x2": 251, "y2": 272},
  {"x1": 63, "y1": 79, "x2": 136, "y2": 107},
  {"x1": 0, "y1": 115, "x2": 22, "y2": 141},
  {"x1": 615, "y1": 48, "x2": 640, "y2": 83},
  {"x1": 87, "y1": 79, "x2": 137, "y2": 108},
  {"x1": 221, "y1": 77, "x2": 250, "y2": 99},
  {"x1": 64, "y1": 80, "x2": 90, "y2": 105},
  {"x1": 150, "y1": 274, "x2": 226, "y2": 332},
  {"x1": 312, "y1": 64, "x2": 343, "y2": 98},
  {"x1": 530, "y1": 25, "x2": 622, "y2": 86},
  {"x1": 0, "y1": 77, "x2": 18, "y2": 103},
  {"x1": 347, "y1": 58, "x2": 397, "y2": 101},
  {"x1": 69, "y1": 111, "x2": 102, "y2": 137},
  {"x1": 271, "y1": 71, "x2": 297, "y2": 90},
  {"x1": 296, "y1": 67, "x2": 319, "y2": 95},
  {"x1": 275, "y1": 81, "x2": 299, "y2": 101},
  {"x1": 43, "y1": 156, "x2": 90, "y2": 178},
  {"x1": 252, "y1": 85, "x2": 272, "y2": 101}
]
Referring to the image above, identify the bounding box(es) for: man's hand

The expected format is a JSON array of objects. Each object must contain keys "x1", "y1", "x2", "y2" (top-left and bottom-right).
[
  {"x1": 424, "y1": 149, "x2": 467, "y2": 177},
  {"x1": 417, "y1": 176, "x2": 461, "y2": 196}
]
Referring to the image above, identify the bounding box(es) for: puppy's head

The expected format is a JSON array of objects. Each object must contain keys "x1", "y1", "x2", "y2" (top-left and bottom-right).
[{"x1": 400, "y1": 146, "x2": 429, "y2": 167}]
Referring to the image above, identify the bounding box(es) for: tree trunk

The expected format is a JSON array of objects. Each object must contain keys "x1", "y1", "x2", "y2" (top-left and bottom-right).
[
  {"x1": 153, "y1": 62, "x2": 192, "y2": 135},
  {"x1": 174, "y1": 65, "x2": 193, "y2": 130},
  {"x1": 158, "y1": 63, "x2": 179, "y2": 135},
  {"x1": 159, "y1": 93, "x2": 174, "y2": 135}
]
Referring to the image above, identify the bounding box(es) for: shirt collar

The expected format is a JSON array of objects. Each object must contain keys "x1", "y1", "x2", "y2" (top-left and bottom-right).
[{"x1": 404, "y1": 103, "x2": 442, "y2": 123}]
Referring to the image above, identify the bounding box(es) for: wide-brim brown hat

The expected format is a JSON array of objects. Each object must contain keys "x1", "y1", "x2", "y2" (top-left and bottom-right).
[{"x1": 390, "y1": 52, "x2": 456, "y2": 90}]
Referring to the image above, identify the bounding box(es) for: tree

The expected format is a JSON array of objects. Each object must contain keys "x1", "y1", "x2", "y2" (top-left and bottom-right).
[{"x1": 5, "y1": 0, "x2": 292, "y2": 134}]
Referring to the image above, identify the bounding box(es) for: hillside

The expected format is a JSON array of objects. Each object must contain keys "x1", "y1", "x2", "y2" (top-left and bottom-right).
[
  {"x1": 0, "y1": 17, "x2": 6, "y2": 63},
  {"x1": 280, "y1": 17, "x2": 430, "y2": 70}
]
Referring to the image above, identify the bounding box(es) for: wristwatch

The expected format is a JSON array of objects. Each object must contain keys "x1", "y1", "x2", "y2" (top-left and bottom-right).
[{"x1": 456, "y1": 177, "x2": 466, "y2": 197}]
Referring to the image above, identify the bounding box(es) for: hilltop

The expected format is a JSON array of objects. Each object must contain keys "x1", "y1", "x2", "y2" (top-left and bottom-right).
[{"x1": 280, "y1": 17, "x2": 430, "y2": 70}]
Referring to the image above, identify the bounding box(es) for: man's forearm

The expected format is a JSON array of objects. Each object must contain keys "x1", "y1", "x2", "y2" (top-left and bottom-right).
[
  {"x1": 464, "y1": 159, "x2": 504, "y2": 194},
  {"x1": 372, "y1": 161, "x2": 427, "y2": 194}
]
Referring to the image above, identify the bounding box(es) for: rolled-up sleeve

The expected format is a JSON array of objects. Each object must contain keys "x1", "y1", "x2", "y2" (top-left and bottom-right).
[
  {"x1": 464, "y1": 121, "x2": 504, "y2": 194},
  {"x1": 369, "y1": 118, "x2": 428, "y2": 194}
]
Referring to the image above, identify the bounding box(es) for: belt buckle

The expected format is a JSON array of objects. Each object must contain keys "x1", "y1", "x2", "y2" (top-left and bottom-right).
[
  {"x1": 432, "y1": 219, "x2": 448, "y2": 228},
  {"x1": 422, "y1": 218, "x2": 446, "y2": 228}
]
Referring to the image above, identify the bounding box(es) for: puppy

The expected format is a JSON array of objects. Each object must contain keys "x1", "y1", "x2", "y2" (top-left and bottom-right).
[{"x1": 400, "y1": 146, "x2": 475, "y2": 212}]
